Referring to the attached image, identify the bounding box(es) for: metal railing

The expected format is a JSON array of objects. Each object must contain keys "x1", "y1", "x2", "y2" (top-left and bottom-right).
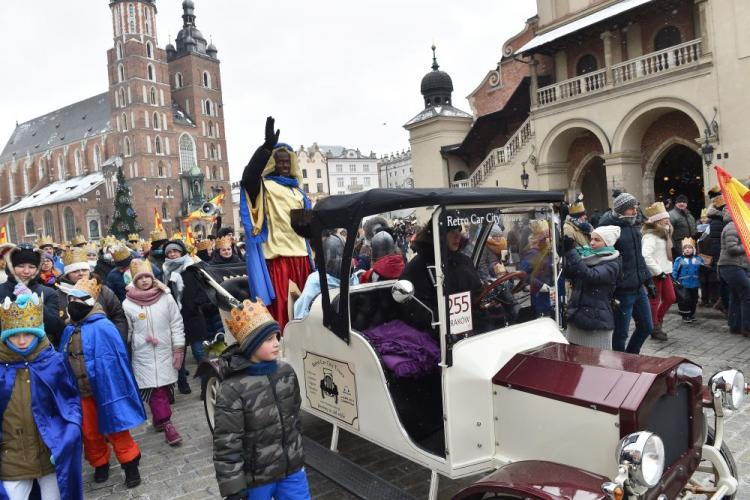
[{"x1": 452, "y1": 117, "x2": 534, "y2": 189}]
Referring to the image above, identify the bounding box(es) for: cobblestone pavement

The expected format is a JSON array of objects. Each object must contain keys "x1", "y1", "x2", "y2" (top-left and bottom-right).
[{"x1": 84, "y1": 306, "x2": 750, "y2": 499}]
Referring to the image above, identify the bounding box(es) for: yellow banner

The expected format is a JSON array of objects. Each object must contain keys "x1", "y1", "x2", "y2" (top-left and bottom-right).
[{"x1": 716, "y1": 166, "x2": 750, "y2": 260}]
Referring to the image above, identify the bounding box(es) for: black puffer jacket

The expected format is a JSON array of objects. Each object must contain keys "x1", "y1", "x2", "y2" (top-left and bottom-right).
[
  {"x1": 213, "y1": 352, "x2": 304, "y2": 497},
  {"x1": 705, "y1": 205, "x2": 726, "y2": 262},
  {"x1": 597, "y1": 212, "x2": 651, "y2": 292},
  {"x1": 565, "y1": 249, "x2": 621, "y2": 330}
]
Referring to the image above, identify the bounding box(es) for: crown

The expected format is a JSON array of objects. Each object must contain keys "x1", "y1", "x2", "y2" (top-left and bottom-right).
[
  {"x1": 85, "y1": 243, "x2": 99, "y2": 255},
  {"x1": 62, "y1": 247, "x2": 88, "y2": 267},
  {"x1": 100, "y1": 235, "x2": 117, "y2": 248},
  {"x1": 0, "y1": 294, "x2": 43, "y2": 334},
  {"x1": 225, "y1": 299, "x2": 276, "y2": 347},
  {"x1": 569, "y1": 201, "x2": 586, "y2": 216},
  {"x1": 112, "y1": 245, "x2": 132, "y2": 263},
  {"x1": 129, "y1": 259, "x2": 153, "y2": 278},
  {"x1": 644, "y1": 202, "x2": 668, "y2": 219},
  {"x1": 71, "y1": 234, "x2": 87, "y2": 247},
  {"x1": 215, "y1": 236, "x2": 233, "y2": 250},
  {"x1": 127, "y1": 233, "x2": 140, "y2": 242},
  {"x1": 150, "y1": 228, "x2": 167, "y2": 242},
  {"x1": 36, "y1": 235, "x2": 54, "y2": 248},
  {"x1": 171, "y1": 231, "x2": 184, "y2": 241},
  {"x1": 140, "y1": 240, "x2": 152, "y2": 253},
  {"x1": 682, "y1": 237, "x2": 696, "y2": 249},
  {"x1": 195, "y1": 239, "x2": 212, "y2": 251},
  {"x1": 74, "y1": 277, "x2": 102, "y2": 300}
]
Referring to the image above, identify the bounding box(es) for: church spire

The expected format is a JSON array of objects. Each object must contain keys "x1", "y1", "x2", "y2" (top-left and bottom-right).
[{"x1": 431, "y1": 44, "x2": 440, "y2": 71}]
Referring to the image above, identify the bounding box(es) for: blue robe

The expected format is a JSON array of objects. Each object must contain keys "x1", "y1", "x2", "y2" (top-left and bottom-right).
[
  {"x1": 0, "y1": 345, "x2": 83, "y2": 500},
  {"x1": 59, "y1": 313, "x2": 146, "y2": 435}
]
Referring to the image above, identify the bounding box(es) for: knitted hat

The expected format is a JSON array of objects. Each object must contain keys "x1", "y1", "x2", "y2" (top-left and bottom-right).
[
  {"x1": 0, "y1": 294, "x2": 45, "y2": 341},
  {"x1": 613, "y1": 193, "x2": 638, "y2": 215},
  {"x1": 644, "y1": 202, "x2": 670, "y2": 223},
  {"x1": 164, "y1": 239, "x2": 187, "y2": 256},
  {"x1": 225, "y1": 299, "x2": 280, "y2": 357},
  {"x1": 675, "y1": 194, "x2": 688, "y2": 204},
  {"x1": 592, "y1": 225, "x2": 621, "y2": 247},
  {"x1": 62, "y1": 247, "x2": 89, "y2": 276},
  {"x1": 129, "y1": 259, "x2": 154, "y2": 282},
  {"x1": 682, "y1": 237, "x2": 696, "y2": 249},
  {"x1": 10, "y1": 244, "x2": 41, "y2": 268}
]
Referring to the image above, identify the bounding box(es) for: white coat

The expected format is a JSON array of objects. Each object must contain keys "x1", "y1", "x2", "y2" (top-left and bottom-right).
[
  {"x1": 642, "y1": 232, "x2": 673, "y2": 277},
  {"x1": 123, "y1": 292, "x2": 186, "y2": 389}
]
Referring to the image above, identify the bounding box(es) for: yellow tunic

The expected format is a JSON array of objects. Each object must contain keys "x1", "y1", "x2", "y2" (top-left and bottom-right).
[{"x1": 256, "y1": 179, "x2": 308, "y2": 260}]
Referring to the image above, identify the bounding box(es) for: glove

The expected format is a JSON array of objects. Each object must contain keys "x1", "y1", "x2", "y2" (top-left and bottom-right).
[
  {"x1": 262, "y1": 116, "x2": 280, "y2": 151},
  {"x1": 145, "y1": 335, "x2": 159, "y2": 346},
  {"x1": 562, "y1": 235, "x2": 576, "y2": 253},
  {"x1": 646, "y1": 281, "x2": 657, "y2": 299},
  {"x1": 13, "y1": 283, "x2": 32, "y2": 297},
  {"x1": 172, "y1": 349, "x2": 185, "y2": 370}
]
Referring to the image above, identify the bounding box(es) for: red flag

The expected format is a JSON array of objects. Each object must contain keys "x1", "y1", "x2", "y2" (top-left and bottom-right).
[{"x1": 716, "y1": 166, "x2": 750, "y2": 260}]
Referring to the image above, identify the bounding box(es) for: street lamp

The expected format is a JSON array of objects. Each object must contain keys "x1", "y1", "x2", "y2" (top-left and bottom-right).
[
  {"x1": 520, "y1": 166, "x2": 530, "y2": 190},
  {"x1": 700, "y1": 138, "x2": 715, "y2": 168}
]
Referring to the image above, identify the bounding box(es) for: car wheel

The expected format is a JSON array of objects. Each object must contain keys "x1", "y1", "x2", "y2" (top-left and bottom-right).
[
  {"x1": 204, "y1": 375, "x2": 220, "y2": 434},
  {"x1": 703, "y1": 426, "x2": 739, "y2": 500}
]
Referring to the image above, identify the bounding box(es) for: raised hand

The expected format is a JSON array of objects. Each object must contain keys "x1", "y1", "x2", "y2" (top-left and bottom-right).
[{"x1": 262, "y1": 116, "x2": 280, "y2": 150}]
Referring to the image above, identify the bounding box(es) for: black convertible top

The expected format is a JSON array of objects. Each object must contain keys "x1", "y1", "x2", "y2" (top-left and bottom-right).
[{"x1": 311, "y1": 187, "x2": 564, "y2": 227}]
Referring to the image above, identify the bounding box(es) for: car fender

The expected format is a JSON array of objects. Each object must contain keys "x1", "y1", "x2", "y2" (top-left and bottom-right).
[{"x1": 452, "y1": 460, "x2": 608, "y2": 500}]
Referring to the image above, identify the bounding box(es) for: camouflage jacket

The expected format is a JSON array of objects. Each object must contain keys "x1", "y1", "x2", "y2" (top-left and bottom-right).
[{"x1": 213, "y1": 355, "x2": 304, "y2": 497}]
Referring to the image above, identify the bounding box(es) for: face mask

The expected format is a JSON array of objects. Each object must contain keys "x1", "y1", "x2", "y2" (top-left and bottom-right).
[
  {"x1": 68, "y1": 301, "x2": 93, "y2": 322},
  {"x1": 152, "y1": 249, "x2": 164, "y2": 257}
]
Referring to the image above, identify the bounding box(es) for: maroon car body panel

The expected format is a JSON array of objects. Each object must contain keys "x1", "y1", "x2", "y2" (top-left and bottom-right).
[{"x1": 451, "y1": 460, "x2": 608, "y2": 500}]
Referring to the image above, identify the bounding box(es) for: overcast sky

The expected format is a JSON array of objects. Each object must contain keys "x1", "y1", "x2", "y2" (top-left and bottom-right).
[{"x1": 0, "y1": 0, "x2": 537, "y2": 181}]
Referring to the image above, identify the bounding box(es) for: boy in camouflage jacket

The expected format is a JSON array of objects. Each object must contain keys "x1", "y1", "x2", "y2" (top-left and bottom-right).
[{"x1": 213, "y1": 299, "x2": 309, "y2": 500}]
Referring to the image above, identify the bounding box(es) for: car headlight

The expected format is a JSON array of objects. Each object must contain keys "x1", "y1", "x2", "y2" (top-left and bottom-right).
[
  {"x1": 616, "y1": 432, "x2": 665, "y2": 491},
  {"x1": 709, "y1": 369, "x2": 746, "y2": 410}
]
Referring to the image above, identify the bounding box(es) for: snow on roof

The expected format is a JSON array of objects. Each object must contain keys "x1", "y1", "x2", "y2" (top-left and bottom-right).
[
  {"x1": 404, "y1": 105, "x2": 473, "y2": 127},
  {"x1": 516, "y1": 0, "x2": 654, "y2": 54},
  {"x1": 1, "y1": 172, "x2": 105, "y2": 214}
]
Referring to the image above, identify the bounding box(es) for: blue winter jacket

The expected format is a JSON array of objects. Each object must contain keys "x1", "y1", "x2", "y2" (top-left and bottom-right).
[
  {"x1": 672, "y1": 255, "x2": 704, "y2": 289},
  {"x1": 59, "y1": 312, "x2": 146, "y2": 435},
  {"x1": 565, "y1": 248, "x2": 622, "y2": 331}
]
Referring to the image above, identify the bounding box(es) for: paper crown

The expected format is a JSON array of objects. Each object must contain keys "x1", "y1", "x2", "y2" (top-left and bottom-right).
[
  {"x1": 112, "y1": 245, "x2": 132, "y2": 263},
  {"x1": 171, "y1": 231, "x2": 184, "y2": 241},
  {"x1": 569, "y1": 201, "x2": 586, "y2": 216},
  {"x1": 682, "y1": 237, "x2": 696, "y2": 249},
  {"x1": 100, "y1": 235, "x2": 118, "y2": 248},
  {"x1": 225, "y1": 299, "x2": 276, "y2": 347},
  {"x1": 0, "y1": 293, "x2": 44, "y2": 339},
  {"x1": 74, "y1": 277, "x2": 102, "y2": 300},
  {"x1": 150, "y1": 228, "x2": 168, "y2": 242},
  {"x1": 644, "y1": 202, "x2": 669, "y2": 221},
  {"x1": 36, "y1": 235, "x2": 54, "y2": 248},
  {"x1": 62, "y1": 247, "x2": 87, "y2": 267},
  {"x1": 129, "y1": 259, "x2": 153, "y2": 279},
  {"x1": 141, "y1": 240, "x2": 152, "y2": 253},
  {"x1": 85, "y1": 243, "x2": 99, "y2": 255},
  {"x1": 127, "y1": 233, "x2": 140, "y2": 242},
  {"x1": 71, "y1": 234, "x2": 87, "y2": 247},
  {"x1": 195, "y1": 239, "x2": 212, "y2": 251},
  {"x1": 215, "y1": 236, "x2": 233, "y2": 250}
]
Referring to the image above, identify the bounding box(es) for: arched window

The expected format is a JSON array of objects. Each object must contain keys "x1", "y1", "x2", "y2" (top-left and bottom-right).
[
  {"x1": 154, "y1": 185, "x2": 161, "y2": 197},
  {"x1": 119, "y1": 88, "x2": 126, "y2": 108},
  {"x1": 38, "y1": 158, "x2": 46, "y2": 182},
  {"x1": 158, "y1": 162, "x2": 164, "y2": 177},
  {"x1": 576, "y1": 54, "x2": 598, "y2": 76},
  {"x1": 210, "y1": 143, "x2": 217, "y2": 160},
  {"x1": 24, "y1": 212, "x2": 35, "y2": 236},
  {"x1": 118, "y1": 64, "x2": 125, "y2": 83},
  {"x1": 144, "y1": 8, "x2": 152, "y2": 35},
  {"x1": 654, "y1": 26, "x2": 682, "y2": 51},
  {"x1": 211, "y1": 165, "x2": 217, "y2": 180},
  {"x1": 147, "y1": 64, "x2": 155, "y2": 82},
  {"x1": 178, "y1": 134, "x2": 197, "y2": 172},
  {"x1": 89, "y1": 219, "x2": 100, "y2": 239},
  {"x1": 203, "y1": 71, "x2": 211, "y2": 88},
  {"x1": 128, "y1": 3, "x2": 136, "y2": 33},
  {"x1": 153, "y1": 112, "x2": 160, "y2": 129},
  {"x1": 7, "y1": 217, "x2": 16, "y2": 243},
  {"x1": 155, "y1": 136, "x2": 162, "y2": 155},
  {"x1": 150, "y1": 87, "x2": 157, "y2": 105},
  {"x1": 57, "y1": 155, "x2": 65, "y2": 180},
  {"x1": 161, "y1": 203, "x2": 168, "y2": 220},
  {"x1": 116, "y1": 42, "x2": 123, "y2": 60},
  {"x1": 64, "y1": 207, "x2": 75, "y2": 240},
  {"x1": 93, "y1": 146, "x2": 101, "y2": 171},
  {"x1": 205, "y1": 100, "x2": 212, "y2": 116},
  {"x1": 74, "y1": 149, "x2": 82, "y2": 175},
  {"x1": 121, "y1": 113, "x2": 128, "y2": 131},
  {"x1": 208, "y1": 121, "x2": 214, "y2": 137},
  {"x1": 124, "y1": 137, "x2": 132, "y2": 156},
  {"x1": 175, "y1": 72, "x2": 183, "y2": 89},
  {"x1": 146, "y1": 41, "x2": 153, "y2": 59},
  {"x1": 166, "y1": 185, "x2": 173, "y2": 197},
  {"x1": 43, "y1": 210, "x2": 54, "y2": 239}
]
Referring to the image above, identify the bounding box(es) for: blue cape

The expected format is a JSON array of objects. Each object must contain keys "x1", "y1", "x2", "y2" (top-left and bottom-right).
[
  {"x1": 59, "y1": 313, "x2": 146, "y2": 434},
  {"x1": 0, "y1": 345, "x2": 83, "y2": 500}
]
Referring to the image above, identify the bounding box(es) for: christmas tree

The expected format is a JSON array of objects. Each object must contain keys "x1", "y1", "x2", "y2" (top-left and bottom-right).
[{"x1": 109, "y1": 167, "x2": 143, "y2": 239}]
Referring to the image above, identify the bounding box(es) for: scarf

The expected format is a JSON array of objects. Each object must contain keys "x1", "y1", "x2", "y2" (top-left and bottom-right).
[
  {"x1": 576, "y1": 246, "x2": 616, "y2": 258},
  {"x1": 570, "y1": 218, "x2": 593, "y2": 234},
  {"x1": 162, "y1": 255, "x2": 193, "y2": 308},
  {"x1": 246, "y1": 360, "x2": 278, "y2": 376},
  {"x1": 126, "y1": 285, "x2": 164, "y2": 307},
  {"x1": 5, "y1": 337, "x2": 39, "y2": 357}
]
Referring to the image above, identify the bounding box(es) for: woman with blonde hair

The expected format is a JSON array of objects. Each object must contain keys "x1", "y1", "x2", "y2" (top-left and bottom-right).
[{"x1": 641, "y1": 202, "x2": 675, "y2": 341}]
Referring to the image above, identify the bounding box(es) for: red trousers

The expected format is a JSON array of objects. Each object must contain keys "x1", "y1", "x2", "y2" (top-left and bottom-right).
[
  {"x1": 649, "y1": 275, "x2": 676, "y2": 326},
  {"x1": 267, "y1": 256, "x2": 311, "y2": 332},
  {"x1": 81, "y1": 397, "x2": 140, "y2": 467}
]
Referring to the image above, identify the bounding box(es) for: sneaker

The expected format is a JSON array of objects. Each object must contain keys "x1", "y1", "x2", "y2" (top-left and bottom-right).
[
  {"x1": 94, "y1": 463, "x2": 110, "y2": 483},
  {"x1": 163, "y1": 421, "x2": 182, "y2": 446},
  {"x1": 178, "y1": 380, "x2": 192, "y2": 395},
  {"x1": 121, "y1": 454, "x2": 141, "y2": 489},
  {"x1": 682, "y1": 316, "x2": 696, "y2": 323},
  {"x1": 651, "y1": 325, "x2": 668, "y2": 341}
]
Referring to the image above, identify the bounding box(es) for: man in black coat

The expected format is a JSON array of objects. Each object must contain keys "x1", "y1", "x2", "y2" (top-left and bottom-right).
[{"x1": 705, "y1": 190, "x2": 729, "y2": 309}]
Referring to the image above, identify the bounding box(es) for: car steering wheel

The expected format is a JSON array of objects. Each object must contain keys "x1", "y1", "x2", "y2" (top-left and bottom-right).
[{"x1": 475, "y1": 271, "x2": 528, "y2": 310}]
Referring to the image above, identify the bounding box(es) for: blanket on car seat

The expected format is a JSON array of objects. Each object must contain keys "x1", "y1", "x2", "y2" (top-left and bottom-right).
[{"x1": 363, "y1": 320, "x2": 440, "y2": 378}]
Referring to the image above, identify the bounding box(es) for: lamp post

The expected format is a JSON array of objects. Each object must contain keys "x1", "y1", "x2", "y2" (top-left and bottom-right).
[
  {"x1": 701, "y1": 138, "x2": 714, "y2": 168},
  {"x1": 520, "y1": 166, "x2": 530, "y2": 190}
]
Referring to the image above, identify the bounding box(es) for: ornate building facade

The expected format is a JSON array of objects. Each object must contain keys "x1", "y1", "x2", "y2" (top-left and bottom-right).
[{"x1": 0, "y1": 0, "x2": 231, "y2": 243}]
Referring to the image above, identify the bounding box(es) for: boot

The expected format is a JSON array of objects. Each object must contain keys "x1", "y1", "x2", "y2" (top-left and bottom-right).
[
  {"x1": 94, "y1": 463, "x2": 110, "y2": 483},
  {"x1": 730, "y1": 326, "x2": 742, "y2": 335},
  {"x1": 122, "y1": 453, "x2": 141, "y2": 488},
  {"x1": 163, "y1": 421, "x2": 182, "y2": 446},
  {"x1": 177, "y1": 379, "x2": 192, "y2": 395},
  {"x1": 651, "y1": 324, "x2": 668, "y2": 341}
]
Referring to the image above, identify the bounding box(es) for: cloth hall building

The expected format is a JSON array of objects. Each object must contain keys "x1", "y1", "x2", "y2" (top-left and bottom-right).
[{"x1": 0, "y1": 0, "x2": 231, "y2": 243}]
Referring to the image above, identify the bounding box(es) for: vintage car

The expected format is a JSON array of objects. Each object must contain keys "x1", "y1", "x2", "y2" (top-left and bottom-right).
[{"x1": 201, "y1": 188, "x2": 745, "y2": 500}]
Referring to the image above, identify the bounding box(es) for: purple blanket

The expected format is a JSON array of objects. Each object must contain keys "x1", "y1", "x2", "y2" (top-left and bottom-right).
[{"x1": 363, "y1": 320, "x2": 440, "y2": 378}]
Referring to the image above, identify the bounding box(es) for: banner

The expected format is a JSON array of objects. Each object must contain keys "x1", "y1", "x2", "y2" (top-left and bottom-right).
[
  {"x1": 0, "y1": 226, "x2": 6, "y2": 245},
  {"x1": 154, "y1": 207, "x2": 164, "y2": 231},
  {"x1": 185, "y1": 192, "x2": 226, "y2": 221},
  {"x1": 716, "y1": 166, "x2": 750, "y2": 260}
]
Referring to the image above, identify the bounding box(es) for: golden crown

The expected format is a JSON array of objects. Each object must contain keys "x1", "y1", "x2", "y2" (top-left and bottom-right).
[
  {"x1": 71, "y1": 234, "x2": 88, "y2": 247},
  {"x1": 569, "y1": 201, "x2": 586, "y2": 215},
  {"x1": 682, "y1": 237, "x2": 696, "y2": 249},
  {"x1": 215, "y1": 236, "x2": 233, "y2": 250},
  {"x1": 101, "y1": 235, "x2": 118, "y2": 248},
  {"x1": 129, "y1": 259, "x2": 153, "y2": 278},
  {"x1": 127, "y1": 233, "x2": 140, "y2": 242},
  {"x1": 225, "y1": 299, "x2": 277, "y2": 347},
  {"x1": 85, "y1": 243, "x2": 99, "y2": 255},
  {"x1": 195, "y1": 239, "x2": 212, "y2": 251},
  {"x1": 74, "y1": 277, "x2": 102, "y2": 300},
  {"x1": 0, "y1": 294, "x2": 43, "y2": 332},
  {"x1": 171, "y1": 231, "x2": 184, "y2": 241},
  {"x1": 141, "y1": 240, "x2": 152, "y2": 253},
  {"x1": 644, "y1": 202, "x2": 668, "y2": 219},
  {"x1": 36, "y1": 235, "x2": 54, "y2": 248},
  {"x1": 112, "y1": 245, "x2": 132, "y2": 262},
  {"x1": 150, "y1": 228, "x2": 167, "y2": 242},
  {"x1": 62, "y1": 247, "x2": 88, "y2": 266}
]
